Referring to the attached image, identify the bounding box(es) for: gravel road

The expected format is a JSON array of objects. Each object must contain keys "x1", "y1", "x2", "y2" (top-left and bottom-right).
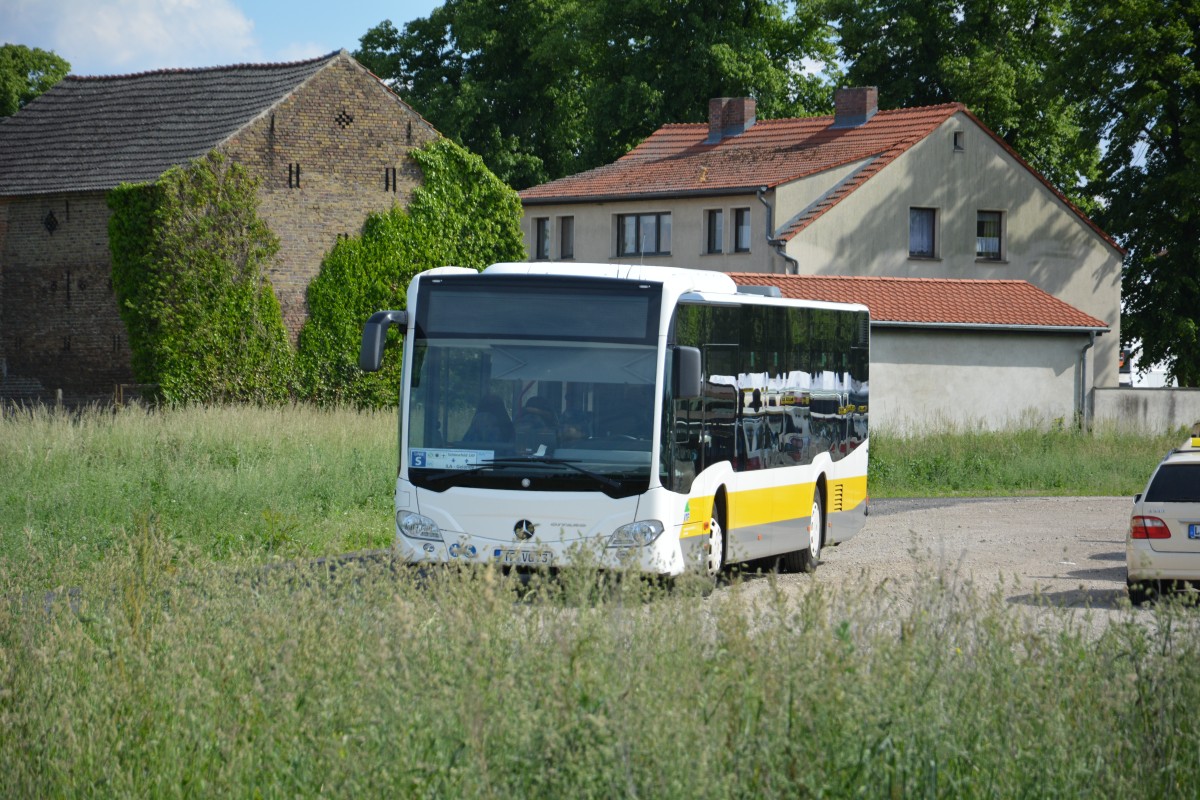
[{"x1": 718, "y1": 496, "x2": 1140, "y2": 632}]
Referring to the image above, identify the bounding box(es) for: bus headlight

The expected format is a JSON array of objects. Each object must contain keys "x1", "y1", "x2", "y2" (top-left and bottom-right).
[
  {"x1": 608, "y1": 520, "x2": 664, "y2": 548},
  {"x1": 397, "y1": 511, "x2": 442, "y2": 541}
]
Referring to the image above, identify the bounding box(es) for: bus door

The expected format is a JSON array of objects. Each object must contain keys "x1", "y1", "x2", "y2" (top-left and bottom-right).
[{"x1": 701, "y1": 344, "x2": 738, "y2": 471}]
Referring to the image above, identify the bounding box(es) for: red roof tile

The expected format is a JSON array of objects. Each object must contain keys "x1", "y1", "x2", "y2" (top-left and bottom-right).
[
  {"x1": 520, "y1": 104, "x2": 961, "y2": 203},
  {"x1": 728, "y1": 274, "x2": 1110, "y2": 331}
]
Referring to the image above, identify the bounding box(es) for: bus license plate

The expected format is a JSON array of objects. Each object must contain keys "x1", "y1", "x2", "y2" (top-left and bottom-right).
[
  {"x1": 1189, "y1": 525, "x2": 1200, "y2": 540},
  {"x1": 493, "y1": 548, "x2": 554, "y2": 566}
]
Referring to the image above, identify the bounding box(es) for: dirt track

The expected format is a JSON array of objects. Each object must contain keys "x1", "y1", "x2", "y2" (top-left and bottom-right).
[{"x1": 719, "y1": 496, "x2": 1139, "y2": 629}]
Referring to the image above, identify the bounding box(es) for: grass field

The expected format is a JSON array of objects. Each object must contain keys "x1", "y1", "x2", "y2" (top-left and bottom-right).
[
  {"x1": 0, "y1": 404, "x2": 1180, "y2": 576},
  {"x1": 2, "y1": 405, "x2": 1196, "y2": 796}
]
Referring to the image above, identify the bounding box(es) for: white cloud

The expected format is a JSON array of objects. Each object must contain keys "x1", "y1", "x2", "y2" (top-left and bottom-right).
[{"x1": 2, "y1": 0, "x2": 261, "y2": 75}]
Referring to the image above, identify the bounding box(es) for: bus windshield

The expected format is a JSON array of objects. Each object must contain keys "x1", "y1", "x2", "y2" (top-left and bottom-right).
[{"x1": 407, "y1": 339, "x2": 659, "y2": 496}]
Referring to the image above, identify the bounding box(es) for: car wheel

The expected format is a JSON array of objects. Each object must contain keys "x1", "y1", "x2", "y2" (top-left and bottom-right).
[{"x1": 1127, "y1": 577, "x2": 1158, "y2": 606}]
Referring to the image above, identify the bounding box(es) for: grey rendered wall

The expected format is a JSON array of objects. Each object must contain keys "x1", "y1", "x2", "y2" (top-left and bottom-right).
[
  {"x1": 1094, "y1": 388, "x2": 1200, "y2": 433},
  {"x1": 872, "y1": 328, "x2": 1094, "y2": 434}
]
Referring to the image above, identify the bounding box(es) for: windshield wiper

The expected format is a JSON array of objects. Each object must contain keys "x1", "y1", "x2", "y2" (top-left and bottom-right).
[{"x1": 484, "y1": 457, "x2": 622, "y2": 489}]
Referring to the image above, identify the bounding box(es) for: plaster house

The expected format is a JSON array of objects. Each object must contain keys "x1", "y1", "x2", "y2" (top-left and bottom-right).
[
  {"x1": 519, "y1": 88, "x2": 1124, "y2": 429},
  {"x1": 0, "y1": 50, "x2": 438, "y2": 401}
]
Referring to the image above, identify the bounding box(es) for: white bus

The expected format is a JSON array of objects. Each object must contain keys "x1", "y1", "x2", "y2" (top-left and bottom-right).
[{"x1": 359, "y1": 263, "x2": 869, "y2": 576}]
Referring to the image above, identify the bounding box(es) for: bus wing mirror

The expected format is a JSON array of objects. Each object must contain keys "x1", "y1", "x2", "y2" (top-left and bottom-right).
[
  {"x1": 672, "y1": 346, "x2": 702, "y2": 399},
  {"x1": 359, "y1": 310, "x2": 409, "y2": 372}
]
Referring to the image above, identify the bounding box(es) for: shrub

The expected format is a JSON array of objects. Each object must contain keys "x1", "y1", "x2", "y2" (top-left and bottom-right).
[{"x1": 108, "y1": 153, "x2": 294, "y2": 403}]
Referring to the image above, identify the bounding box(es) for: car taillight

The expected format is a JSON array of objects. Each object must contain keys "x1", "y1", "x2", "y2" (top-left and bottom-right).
[{"x1": 1131, "y1": 516, "x2": 1171, "y2": 539}]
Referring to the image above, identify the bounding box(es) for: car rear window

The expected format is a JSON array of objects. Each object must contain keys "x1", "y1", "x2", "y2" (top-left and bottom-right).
[{"x1": 1146, "y1": 463, "x2": 1200, "y2": 502}]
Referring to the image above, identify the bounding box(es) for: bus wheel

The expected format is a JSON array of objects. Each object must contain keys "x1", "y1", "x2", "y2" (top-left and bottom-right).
[
  {"x1": 706, "y1": 506, "x2": 725, "y2": 578},
  {"x1": 800, "y1": 486, "x2": 823, "y2": 573}
]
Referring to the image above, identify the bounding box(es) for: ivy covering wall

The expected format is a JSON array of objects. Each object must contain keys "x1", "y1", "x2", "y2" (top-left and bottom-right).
[
  {"x1": 108, "y1": 153, "x2": 295, "y2": 404},
  {"x1": 296, "y1": 138, "x2": 525, "y2": 407}
]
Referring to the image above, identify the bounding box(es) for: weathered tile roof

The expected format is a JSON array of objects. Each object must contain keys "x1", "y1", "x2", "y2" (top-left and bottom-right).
[
  {"x1": 728, "y1": 273, "x2": 1110, "y2": 331},
  {"x1": 0, "y1": 51, "x2": 342, "y2": 195},
  {"x1": 520, "y1": 103, "x2": 960, "y2": 204}
]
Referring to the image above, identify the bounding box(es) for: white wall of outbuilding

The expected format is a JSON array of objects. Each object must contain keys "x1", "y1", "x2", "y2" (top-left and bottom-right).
[{"x1": 870, "y1": 327, "x2": 1100, "y2": 434}]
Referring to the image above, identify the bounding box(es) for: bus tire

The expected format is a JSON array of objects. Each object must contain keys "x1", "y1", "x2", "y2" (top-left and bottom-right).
[
  {"x1": 800, "y1": 485, "x2": 823, "y2": 573},
  {"x1": 780, "y1": 485, "x2": 823, "y2": 573},
  {"x1": 706, "y1": 497, "x2": 726, "y2": 578}
]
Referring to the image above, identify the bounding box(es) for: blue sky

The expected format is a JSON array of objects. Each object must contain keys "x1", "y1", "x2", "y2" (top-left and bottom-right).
[{"x1": 1, "y1": 0, "x2": 441, "y2": 76}]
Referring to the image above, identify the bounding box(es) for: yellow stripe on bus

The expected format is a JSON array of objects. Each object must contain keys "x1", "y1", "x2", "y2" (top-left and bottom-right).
[
  {"x1": 680, "y1": 475, "x2": 868, "y2": 539},
  {"x1": 727, "y1": 483, "x2": 814, "y2": 529}
]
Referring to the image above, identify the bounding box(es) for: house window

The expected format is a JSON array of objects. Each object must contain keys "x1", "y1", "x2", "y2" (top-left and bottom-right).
[
  {"x1": 734, "y1": 208, "x2": 752, "y2": 252},
  {"x1": 706, "y1": 210, "x2": 723, "y2": 254},
  {"x1": 559, "y1": 216, "x2": 574, "y2": 259},
  {"x1": 953, "y1": 131, "x2": 965, "y2": 152},
  {"x1": 617, "y1": 212, "x2": 671, "y2": 256},
  {"x1": 976, "y1": 211, "x2": 1003, "y2": 260},
  {"x1": 909, "y1": 207, "x2": 937, "y2": 258},
  {"x1": 534, "y1": 217, "x2": 551, "y2": 260}
]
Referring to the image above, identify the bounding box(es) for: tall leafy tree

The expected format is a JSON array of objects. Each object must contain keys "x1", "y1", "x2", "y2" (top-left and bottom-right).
[
  {"x1": 0, "y1": 44, "x2": 70, "y2": 116},
  {"x1": 826, "y1": 0, "x2": 1099, "y2": 210},
  {"x1": 356, "y1": 0, "x2": 837, "y2": 188},
  {"x1": 357, "y1": 1, "x2": 592, "y2": 189},
  {"x1": 1067, "y1": 0, "x2": 1200, "y2": 385},
  {"x1": 578, "y1": 0, "x2": 836, "y2": 170}
]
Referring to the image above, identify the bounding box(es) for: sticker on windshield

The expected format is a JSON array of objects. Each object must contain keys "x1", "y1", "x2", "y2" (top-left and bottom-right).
[{"x1": 410, "y1": 449, "x2": 493, "y2": 469}]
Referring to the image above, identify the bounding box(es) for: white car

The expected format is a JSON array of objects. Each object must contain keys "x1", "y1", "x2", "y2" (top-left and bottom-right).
[{"x1": 1127, "y1": 431, "x2": 1200, "y2": 603}]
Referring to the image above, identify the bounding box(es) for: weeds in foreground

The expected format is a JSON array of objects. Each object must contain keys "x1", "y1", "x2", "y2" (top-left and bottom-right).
[{"x1": 3, "y1": 527, "x2": 1198, "y2": 798}]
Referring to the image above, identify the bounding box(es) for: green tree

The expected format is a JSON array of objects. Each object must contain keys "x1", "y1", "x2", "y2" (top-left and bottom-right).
[
  {"x1": 578, "y1": 0, "x2": 837, "y2": 171},
  {"x1": 109, "y1": 153, "x2": 294, "y2": 403},
  {"x1": 1067, "y1": 0, "x2": 1200, "y2": 385},
  {"x1": 356, "y1": 3, "x2": 591, "y2": 189},
  {"x1": 827, "y1": 0, "x2": 1099, "y2": 210},
  {"x1": 356, "y1": 0, "x2": 837, "y2": 188},
  {"x1": 0, "y1": 44, "x2": 70, "y2": 116},
  {"x1": 297, "y1": 139, "x2": 525, "y2": 407}
]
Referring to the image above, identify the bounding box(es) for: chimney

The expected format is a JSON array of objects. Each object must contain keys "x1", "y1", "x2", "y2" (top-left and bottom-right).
[
  {"x1": 707, "y1": 97, "x2": 756, "y2": 143},
  {"x1": 832, "y1": 87, "x2": 878, "y2": 128}
]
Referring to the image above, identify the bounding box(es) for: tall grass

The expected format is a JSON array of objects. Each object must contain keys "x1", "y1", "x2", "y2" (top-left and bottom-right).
[
  {"x1": 0, "y1": 404, "x2": 395, "y2": 585},
  {"x1": 3, "y1": 406, "x2": 1198, "y2": 795},
  {"x1": 3, "y1": 523, "x2": 1198, "y2": 797},
  {"x1": 0, "y1": 405, "x2": 1180, "y2": 584},
  {"x1": 869, "y1": 424, "x2": 1183, "y2": 497}
]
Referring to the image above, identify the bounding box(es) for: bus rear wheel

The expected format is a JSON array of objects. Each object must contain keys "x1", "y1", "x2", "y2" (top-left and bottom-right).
[
  {"x1": 706, "y1": 502, "x2": 726, "y2": 578},
  {"x1": 800, "y1": 487, "x2": 823, "y2": 573},
  {"x1": 780, "y1": 486, "x2": 823, "y2": 573}
]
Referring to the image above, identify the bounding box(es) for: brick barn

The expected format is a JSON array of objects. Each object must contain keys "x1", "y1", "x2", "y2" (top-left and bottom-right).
[{"x1": 0, "y1": 50, "x2": 437, "y2": 401}]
